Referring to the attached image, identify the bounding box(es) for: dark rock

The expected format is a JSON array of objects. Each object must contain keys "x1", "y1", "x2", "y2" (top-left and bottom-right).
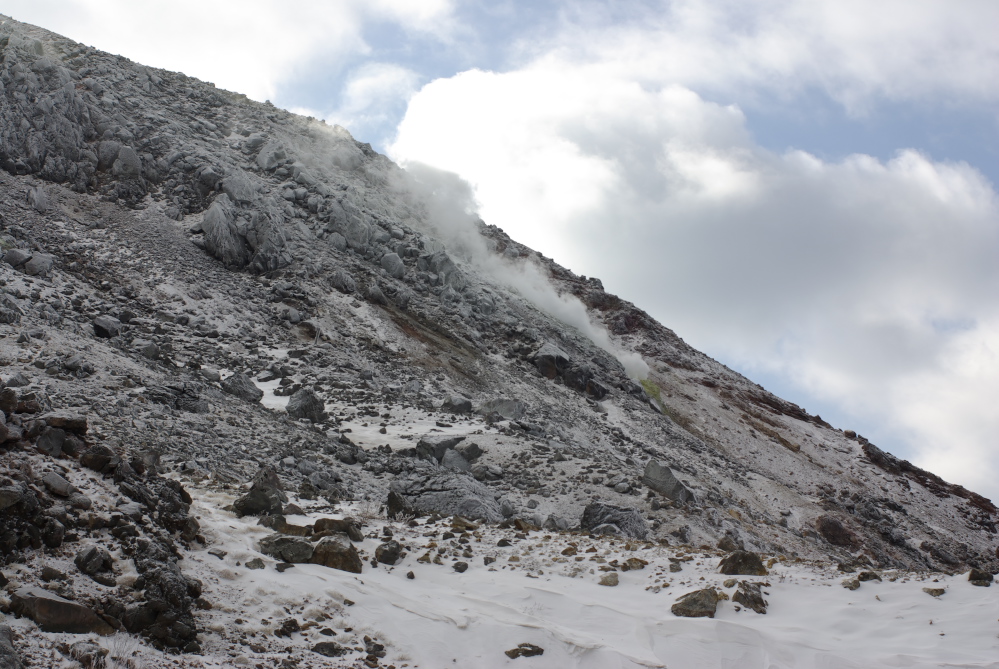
[
  {"x1": 732, "y1": 581, "x2": 768, "y2": 614},
  {"x1": 453, "y1": 561, "x2": 469, "y2": 573},
  {"x1": 312, "y1": 641, "x2": 347, "y2": 657},
  {"x1": 310, "y1": 534, "x2": 363, "y2": 573},
  {"x1": 858, "y1": 570, "x2": 882, "y2": 582},
  {"x1": 258, "y1": 535, "x2": 314, "y2": 563},
  {"x1": 969, "y1": 568, "x2": 993, "y2": 586},
  {"x1": 386, "y1": 490, "x2": 414, "y2": 519},
  {"x1": 233, "y1": 466, "x2": 287, "y2": 517},
  {"x1": 10, "y1": 587, "x2": 114, "y2": 634},
  {"x1": 505, "y1": 643, "x2": 544, "y2": 659},
  {"x1": 92, "y1": 315, "x2": 122, "y2": 338},
  {"x1": 642, "y1": 461, "x2": 695, "y2": 503},
  {"x1": 816, "y1": 515, "x2": 858, "y2": 547},
  {"x1": 80, "y1": 445, "x2": 119, "y2": 474},
  {"x1": 41, "y1": 518, "x2": 65, "y2": 548},
  {"x1": 375, "y1": 540, "x2": 402, "y2": 565},
  {"x1": 286, "y1": 388, "x2": 326, "y2": 423},
  {"x1": 579, "y1": 502, "x2": 648, "y2": 539},
  {"x1": 221, "y1": 372, "x2": 263, "y2": 403},
  {"x1": 75, "y1": 545, "x2": 114, "y2": 580},
  {"x1": 718, "y1": 551, "x2": 768, "y2": 576},
  {"x1": 3, "y1": 249, "x2": 31, "y2": 268},
  {"x1": 35, "y1": 428, "x2": 66, "y2": 457},
  {"x1": 670, "y1": 588, "x2": 720, "y2": 618},
  {"x1": 390, "y1": 468, "x2": 503, "y2": 522},
  {"x1": 313, "y1": 517, "x2": 363, "y2": 542}
]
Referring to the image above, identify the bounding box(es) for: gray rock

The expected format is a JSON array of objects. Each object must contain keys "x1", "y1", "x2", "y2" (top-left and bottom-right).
[
  {"x1": 37, "y1": 411, "x2": 88, "y2": 434},
  {"x1": 441, "y1": 449, "x2": 471, "y2": 472},
  {"x1": 74, "y1": 545, "x2": 114, "y2": 579},
  {"x1": 969, "y1": 568, "x2": 993, "y2": 586},
  {"x1": 40, "y1": 471, "x2": 76, "y2": 497},
  {"x1": 442, "y1": 395, "x2": 472, "y2": 414},
  {"x1": 26, "y1": 186, "x2": 49, "y2": 213},
  {"x1": 112, "y1": 146, "x2": 142, "y2": 179},
  {"x1": 222, "y1": 169, "x2": 257, "y2": 204},
  {"x1": 380, "y1": 252, "x2": 406, "y2": 279},
  {"x1": 476, "y1": 398, "x2": 527, "y2": 421},
  {"x1": 92, "y1": 315, "x2": 122, "y2": 338},
  {"x1": 330, "y1": 269, "x2": 356, "y2": 294},
  {"x1": 455, "y1": 442, "x2": 483, "y2": 462},
  {"x1": 416, "y1": 434, "x2": 466, "y2": 462},
  {"x1": 670, "y1": 588, "x2": 720, "y2": 618},
  {"x1": 0, "y1": 624, "x2": 23, "y2": 669},
  {"x1": 390, "y1": 468, "x2": 503, "y2": 522},
  {"x1": 579, "y1": 502, "x2": 648, "y2": 539},
  {"x1": 10, "y1": 587, "x2": 114, "y2": 634},
  {"x1": 258, "y1": 535, "x2": 314, "y2": 563},
  {"x1": 3, "y1": 249, "x2": 31, "y2": 268},
  {"x1": 35, "y1": 428, "x2": 66, "y2": 457},
  {"x1": 286, "y1": 388, "x2": 326, "y2": 423},
  {"x1": 221, "y1": 372, "x2": 263, "y2": 403},
  {"x1": 642, "y1": 461, "x2": 695, "y2": 503},
  {"x1": 534, "y1": 342, "x2": 571, "y2": 379},
  {"x1": 22, "y1": 253, "x2": 54, "y2": 276}
]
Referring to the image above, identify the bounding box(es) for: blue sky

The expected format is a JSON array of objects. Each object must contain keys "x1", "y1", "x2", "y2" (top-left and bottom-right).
[{"x1": 4, "y1": 0, "x2": 999, "y2": 500}]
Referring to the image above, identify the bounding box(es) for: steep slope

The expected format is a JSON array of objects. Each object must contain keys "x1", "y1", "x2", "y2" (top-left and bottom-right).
[{"x1": 0, "y1": 13, "x2": 996, "y2": 667}]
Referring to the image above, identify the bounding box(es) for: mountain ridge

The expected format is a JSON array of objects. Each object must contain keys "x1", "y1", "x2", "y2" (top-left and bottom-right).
[{"x1": 0, "y1": 12, "x2": 996, "y2": 667}]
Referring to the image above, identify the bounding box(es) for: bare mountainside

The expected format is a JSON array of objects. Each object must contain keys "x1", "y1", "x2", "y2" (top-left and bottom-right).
[{"x1": 0, "y1": 13, "x2": 996, "y2": 668}]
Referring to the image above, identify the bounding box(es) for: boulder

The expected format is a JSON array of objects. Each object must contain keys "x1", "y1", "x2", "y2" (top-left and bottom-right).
[
  {"x1": 380, "y1": 252, "x2": 405, "y2": 279},
  {"x1": 579, "y1": 502, "x2": 648, "y2": 540},
  {"x1": 313, "y1": 517, "x2": 364, "y2": 542},
  {"x1": 35, "y1": 428, "x2": 65, "y2": 457},
  {"x1": 969, "y1": 568, "x2": 993, "y2": 587},
  {"x1": 10, "y1": 587, "x2": 114, "y2": 634},
  {"x1": 286, "y1": 388, "x2": 326, "y2": 423},
  {"x1": 92, "y1": 315, "x2": 122, "y2": 338},
  {"x1": 390, "y1": 468, "x2": 503, "y2": 522},
  {"x1": 233, "y1": 466, "x2": 287, "y2": 517},
  {"x1": 375, "y1": 540, "x2": 403, "y2": 565},
  {"x1": 718, "y1": 551, "x2": 767, "y2": 576},
  {"x1": 642, "y1": 461, "x2": 695, "y2": 503},
  {"x1": 416, "y1": 434, "x2": 466, "y2": 462},
  {"x1": 3, "y1": 249, "x2": 31, "y2": 268},
  {"x1": 441, "y1": 449, "x2": 471, "y2": 473},
  {"x1": 732, "y1": 581, "x2": 768, "y2": 614},
  {"x1": 22, "y1": 253, "x2": 54, "y2": 276},
  {"x1": 258, "y1": 535, "x2": 314, "y2": 564},
  {"x1": 36, "y1": 411, "x2": 88, "y2": 434},
  {"x1": 310, "y1": 534, "x2": 363, "y2": 573},
  {"x1": 670, "y1": 588, "x2": 720, "y2": 618},
  {"x1": 221, "y1": 372, "x2": 264, "y2": 403},
  {"x1": 534, "y1": 342, "x2": 571, "y2": 379},
  {"x1": 442, "y1": 395, "x2": 472, "y2": 414}
]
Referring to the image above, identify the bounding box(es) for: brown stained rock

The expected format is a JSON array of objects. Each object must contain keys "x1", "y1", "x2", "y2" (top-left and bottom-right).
[
  {"x1": 718, "y1": 550, "x2": 767, "y2": 576},
  {"x1": 671, "y1": 588, "x2": 721, "y2": 618},
  {"x1": 310, "y1": 534, "x2": 363, "y2": 573},
  {"x1": 11, "y1": 587, "x2": 114, "y2": 635},
  {"x1": 815, "y1": 515, "x2": 859, "y2": 548}
]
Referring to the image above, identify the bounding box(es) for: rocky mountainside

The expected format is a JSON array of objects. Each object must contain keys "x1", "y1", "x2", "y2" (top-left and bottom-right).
[{"x1": 0, "y1": 13, "x2": 996, "y2": 668}]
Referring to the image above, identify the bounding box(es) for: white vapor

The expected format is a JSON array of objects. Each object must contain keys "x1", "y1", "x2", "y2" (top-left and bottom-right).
[
  {"x1": 393, "y1": 162, "x2": 650, "y2": 380},
  {"x1": 389, "y1": 56, "x2": 999, "y2": 501}
]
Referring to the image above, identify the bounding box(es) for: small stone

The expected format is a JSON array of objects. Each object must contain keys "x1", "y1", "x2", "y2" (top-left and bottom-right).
[
  {"x1": 245, "y1": 558, "x2": 265, "y2": 570},
  {"x1": 922, "y1": 587, "x2": 945, "y2": 597},
  {"x1": 599, "y1": 572, "x2": 619, "y2": 586},
  {"x1": 969, "y1": 568, "x2": 993, "y2": 587},
  {"x1": 842, "y1": 577, "x2": 860, "y2": 590},
  {"x1": 453, "y1": 561, "x2": 469, "y2": 573},
  {"x1": 505, "y1": 643, "x2": 544, "y2": 659},
  {"x1": 723, "y1": 578, "x2": 738, "y2": 588},
  {"x1": 732, "y1": 581, "x2": 768, "y2": 614},
  {"x1": 407, "y1": 571, "x2": 415, "y2": 579}
]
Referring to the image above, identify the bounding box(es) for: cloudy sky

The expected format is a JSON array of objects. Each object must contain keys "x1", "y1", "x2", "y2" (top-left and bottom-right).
[{"x1": 5, "y1": 0, "x2": 999, "y2": 500}]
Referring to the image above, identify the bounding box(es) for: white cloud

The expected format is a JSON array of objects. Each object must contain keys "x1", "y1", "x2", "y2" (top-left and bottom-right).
[
  {"x1": 537, "y1": 0, "x2": 999, "y2": 113},
  {"x1": 325, "y1": 63, "x2": 422, "y2": 145},
  {"x1": 0, "y1": 0, "x2": 455, "y2": 101},
  {"x1": 390, "y1": 60, "x2": 999, "y2": 500}
]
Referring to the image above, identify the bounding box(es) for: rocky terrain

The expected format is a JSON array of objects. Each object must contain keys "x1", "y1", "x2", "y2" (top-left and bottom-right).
[{"x1": 0, "y1": 13, "x2": 996, "y2": 668}]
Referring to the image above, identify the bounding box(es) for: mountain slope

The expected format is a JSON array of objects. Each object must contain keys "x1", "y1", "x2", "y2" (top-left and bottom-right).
[{"x1": 0, "y1": 13, "x2": 996, "y2": 667}]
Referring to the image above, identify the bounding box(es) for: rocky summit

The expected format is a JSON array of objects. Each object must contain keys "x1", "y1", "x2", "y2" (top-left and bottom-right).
[{"x1": 0, "y1": 14, "x2": 996, "y2": 669}]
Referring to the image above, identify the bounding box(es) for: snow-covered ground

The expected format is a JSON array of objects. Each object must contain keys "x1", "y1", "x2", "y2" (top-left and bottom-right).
[{"x1": 180, "y1": 485, "x2": 999, "y2": 669}]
